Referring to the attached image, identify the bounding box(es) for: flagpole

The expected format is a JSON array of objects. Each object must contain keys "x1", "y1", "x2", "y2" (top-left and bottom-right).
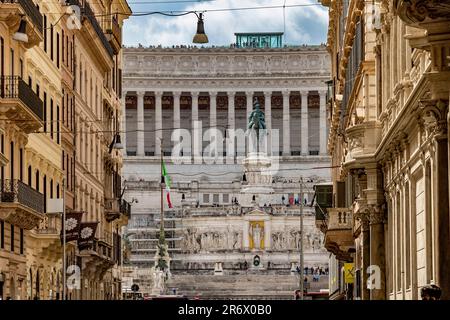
[
  {"x1": 62, "y1": 177, "x2": 66, "y2": 300},
  {"x1": 160, "y1": 138, "x2": 165, "y2": 246}
]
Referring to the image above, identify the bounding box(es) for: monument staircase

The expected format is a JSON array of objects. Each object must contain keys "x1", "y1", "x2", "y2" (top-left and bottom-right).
[{"x1": 166, "y1": 270, "x2": 328, "y2": 299}]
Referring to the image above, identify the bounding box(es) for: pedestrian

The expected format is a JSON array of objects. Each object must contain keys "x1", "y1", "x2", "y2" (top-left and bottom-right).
[{"x1": 421, "y1": 284, "x2": 442, "y2": 300}]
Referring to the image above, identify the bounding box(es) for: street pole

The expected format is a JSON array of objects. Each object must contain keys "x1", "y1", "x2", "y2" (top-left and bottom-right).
[
  {"x1": 160, "y1": 138, "x2": 165, "y2": 245},
  {"x1": 62, "y1": 177, "x2": 66, "y2": 301},
  {"x1": 299, "y1": 176, "x2": 304, "y2": 300}
]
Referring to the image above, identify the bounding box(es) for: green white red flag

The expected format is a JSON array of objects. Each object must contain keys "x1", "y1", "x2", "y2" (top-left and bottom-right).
[{"x1": 162, "y1": 159, "x2": 173, "y2": 208}]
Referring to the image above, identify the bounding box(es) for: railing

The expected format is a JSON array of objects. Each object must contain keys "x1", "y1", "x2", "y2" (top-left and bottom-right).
[
  {"x1": 82, "y1": 1, "x2": 114, "y2": 57},
  {"x1": 0, "y1": 76, "x2": 43, "y2": 120},
  {"x1": 36, "y1": 213, "x2": 61, "y2": 234},
  {"x1": 120, "y1": 199, "x2": 131, "y2": 217},
  {"x1": 0, "y1": 179, "x2": 44, "y2": 213},
  {"x1": 327, "y1": 208, "x2": 352, "y2": 229},
  {"x1": 0, "y1": 0, "x2": 43, "y2": 33}
]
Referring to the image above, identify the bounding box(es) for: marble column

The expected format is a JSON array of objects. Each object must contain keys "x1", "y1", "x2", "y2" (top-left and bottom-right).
[
  {"x1": 173, "y1": 92, "x2": 181, "y2": 131},
  {"x1": 282, "y1": 90, "x2": 290, "y2": 156},
  {"x1": 319, "y1": 90, "x2": 327, "y2": 155},
  {"x1": 136, "y1": 91, "x2": 145, "y2": 157},
  {"x1": 300, "y1": 90, "x2": 309, "y2": 156},
  {"x1": 246, "y1": 91, "x2": 253, "y2": 125},
  {"x1": 173, "y1": 91, "x2": 181, "y2": 151},
  {"x1": 228, "y1": 91, "x2": 235, "y2": 131},
  {"x1": 227, "y1": 91, "x2": 236, "y2": 160},
  {"x1": 191, "y1": 92, "x2": 200, "y2": 161},
  {"x1": 210, "y1": 91, "x2": 217, "y2": 129},
  {"x1": 155, "y1": 91, "x2": 163, "y2": 156},
  {"x1": 264, "y1": 91, "x2": 272, "y2": 156},
  {"x1": 243, "y1": 220, "x2": 250, "y2": 250}
]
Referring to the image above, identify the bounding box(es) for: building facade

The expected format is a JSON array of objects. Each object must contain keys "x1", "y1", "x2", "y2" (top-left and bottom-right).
[
  {"x1": 0, "y1": 0, "x2": 130, "y2": 300},
  {"x1": 122, "y1": 42, "x2": 332, "y2": 298},
  {"x1": 320, "y1": 0, "x2": 450, "y2": 300}
]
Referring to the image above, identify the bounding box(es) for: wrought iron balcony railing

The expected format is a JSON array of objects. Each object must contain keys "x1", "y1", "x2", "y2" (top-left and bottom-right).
[
  {"x1": 120, "y1": 199, "x2": 131, "y2": 217},
  {"x1": 0, "y1": 75, "x2": 44, "y2": 120},
  {"x1": 0, "y1": 179, "x2": 44, "y2": 213},
  {"x1": 0, "y1": 0, "x2": 43, "y2": 33}
]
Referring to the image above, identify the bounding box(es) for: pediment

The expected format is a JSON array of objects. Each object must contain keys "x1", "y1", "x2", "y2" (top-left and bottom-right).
[{"x1": 244, "y1": 208, "x2": 270, "y2": 217}]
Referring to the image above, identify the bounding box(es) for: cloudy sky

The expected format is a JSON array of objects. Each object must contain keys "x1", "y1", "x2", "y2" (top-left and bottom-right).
[{"x1": 123, "y1": 0, "x2": 328, "y2": 47}]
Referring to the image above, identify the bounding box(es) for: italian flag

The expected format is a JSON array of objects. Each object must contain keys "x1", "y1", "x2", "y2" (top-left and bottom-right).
[{"x1": 162, "y1": 160, "x2": 173, "y2": 208}]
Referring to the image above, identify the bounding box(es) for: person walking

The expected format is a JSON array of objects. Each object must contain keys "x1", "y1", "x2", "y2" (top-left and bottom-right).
[{"x1": 421, "y1": 285, "x2": 442, "y2": 300}]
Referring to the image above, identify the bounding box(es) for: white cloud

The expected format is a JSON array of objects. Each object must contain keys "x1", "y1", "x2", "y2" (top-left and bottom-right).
[{"x1": 123, "y1": 0, "x2": 328, "y2": 47}]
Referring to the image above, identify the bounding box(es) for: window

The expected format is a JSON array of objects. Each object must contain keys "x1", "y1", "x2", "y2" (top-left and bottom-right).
[
  {"x1": 28, "y1": 166, "x2": 32, "y2": 186},
  {"x1": 19, "y1": 148, "x2": 23, "y2": 181},
  {"x1": 20, "y1": 228, "x2": 24, "y2": 254},
  {"x1": 50, "y1": 180, "x2": 53, "y2": 198},
  {"x1": 213, "y1": 194, "x2": 219, "y2": 203},
  {"x1": 0, "y1": 220, "x2": 4, "y2": 249},
  {"x1": 50, "y1": 99, "x2": 54, "y2": 139},
  {"x1": 35, "y1": 170, "x2": 40, "y2": 191},
  {"x1": 10, "y1": 141, "x2": 14, "y2": 181},
  {"x1": 43, "y1": 92, "x2": 47, "y2": 132},
  {"x1": 10, "y1": 225, "x2": 14, "y2": 252},
  {"x1": 43, "y1": 15, "x2": 47, "y2": 52},
  {"x1": 0, "y1": 35, "x2": 3, "y2": 76},
  {"x1": 20, "y1": 59, "x2": 23, "y2": 78},
  {"x1": 50, "y1": 24, "x2": 54, "y2": 61},
  {"x1": 61, "y1": 30, "x2": 64, "y2": 65},
  {"x1": 57, "y1": 105, "x2": 60, "y2": 144},
  {"x1": 56, "y1": 184, "x2": 60, "y2": 198},
  {"x1": 203, "y1": 194, "x2": 209, "y2": 203},
  {"x1": 56, "y1": 32, "x2": 60, "y2": 68},
  {"x1": 223, "y1": 194, "x2": 229, "y2": 203}
]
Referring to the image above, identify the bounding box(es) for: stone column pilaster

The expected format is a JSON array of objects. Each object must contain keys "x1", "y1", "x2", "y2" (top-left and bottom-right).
[
  {"x1": 282, "y1": 90, "x2": 290, "y2": 156},
  {"x1": 319, "y1": 89, "x2": 327, "y2": 155},
  {"x1": 136, "y1": 91, "x2": 145, "y2": 157},
  {"x1": 264, "y1": 91, "x2": 272, "y2": 156},
  {"x1": 155, "y1": 91, "x2": 163, "y2": 156},
  {"x1": 300, "y1": 90, "x2": 309, "y2": 156}
]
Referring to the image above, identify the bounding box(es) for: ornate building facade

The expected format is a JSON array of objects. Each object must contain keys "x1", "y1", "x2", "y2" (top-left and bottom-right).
[
  {"x1": 320, "y1": 0, "x2": 450, "y2": 300},
  {"x1": 122, "y1": 42, "x2": 332, "y2": 298},
  {"x1": 0, "y1": 0, "x2": 130, "y2": 300}
]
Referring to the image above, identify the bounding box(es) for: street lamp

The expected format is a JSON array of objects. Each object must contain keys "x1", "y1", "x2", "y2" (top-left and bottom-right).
[{"x1": 192, "y1": 13, "x2": 208, "y2": 44}]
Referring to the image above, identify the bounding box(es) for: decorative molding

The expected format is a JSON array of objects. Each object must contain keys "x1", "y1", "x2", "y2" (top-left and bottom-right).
[{"x1": 395, "y1": 0, "x2": 450, "y2": 26}]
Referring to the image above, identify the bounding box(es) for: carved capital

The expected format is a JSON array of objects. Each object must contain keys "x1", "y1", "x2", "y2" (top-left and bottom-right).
[
  {"x1": 419, "y1": 99, "x2": 449, "y2": 138},
  {"x1": 395, "y1": 0, "x2": 450, "y2": 27}
]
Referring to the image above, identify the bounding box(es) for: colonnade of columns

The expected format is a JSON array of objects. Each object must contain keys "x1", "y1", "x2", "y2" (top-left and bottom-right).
[{"x1": 123, "y1": 90, "x2": 328, "y2": 157}]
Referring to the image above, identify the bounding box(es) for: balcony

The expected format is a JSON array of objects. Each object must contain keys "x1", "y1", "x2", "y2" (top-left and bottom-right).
[
  {"x1": 36, "y1": 213, "x2": 61, "y2": 235},
  {"x1": 105, "y1": 16, "x2": 122, "y2": 55},
  {"x1": 0, "y1": 76, "x2": 44, "y2": 133},
  {"x1": 324, "y1": 208, "x2": 353, "y2": 261},
  {"x1": 105, "y1": 198, "x2": 130, "y2": 222},
  {"x1": 120, "y1": 199, "x2": 131, "y2": 218},
  {"x1": 0, "y1": 179, "x2": 44, "y2": 229},
  {"x1": 0, "y1": 0, "x2": 43, "y2": 48}
]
